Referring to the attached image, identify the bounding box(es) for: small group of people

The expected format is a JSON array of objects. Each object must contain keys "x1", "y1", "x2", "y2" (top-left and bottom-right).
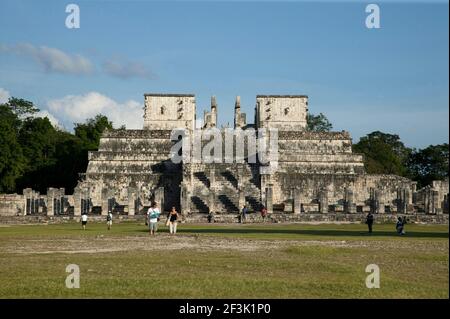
[
  {"x1": 239, "y1": 205, "x2": 268, "y2": 223},
  {"x1": 365, "y1": 212, "x2": 408, "y2": 235},
  {"x1": 146, "y1": 201, "x2": 179, "y2": 236},
  {"x1": 80, "y1": 211, "x2": 113, "y2": 230},
  {"x1": 79, "y1": 202, "x2": 178, "y2": 235},
  {"x1": 81, "y1": 206, "x2": 407, "y2": 236}
]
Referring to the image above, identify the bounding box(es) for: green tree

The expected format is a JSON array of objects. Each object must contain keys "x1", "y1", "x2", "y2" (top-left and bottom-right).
[
  {"x1": 0, "y1": 96, "x2": 115, "y2": 193},
  {"x1": 0, "y1": 104, "x2": 26, "y2": 192},
  {"x1": 16, "y1": 117, "x2": 59, "y2": 192},
  {"x1": 19, "y1": 117, "x2": 57, "y2": 170},
  {"x1": 307, "y1": 113, "x2": 333, "y2": 132},
  {"x1": 74, "y1": 114, "x2": 113, "y2": 150},
  {"x1": 353, "y1": 131, "x2": 412, "y2": 176},
  {"x1": 6, "y1": 97, "x2": 40, "y2": 118},
  {"x1": 407, "y1": 144, "x2": 449, "y2": 188}
]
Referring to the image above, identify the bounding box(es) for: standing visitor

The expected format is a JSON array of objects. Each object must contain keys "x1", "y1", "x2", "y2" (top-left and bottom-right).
[
  {"x1": 168, "y1": 206, "x2": 179, "y2": 235},
  {"x1": 396, "y1": 216, "x2": 406, "y2": 235},
  {"x1": 365, "y1": 212, "x2": 374, "y2": 234},
  {"x1": 260, "y1": 206, "x2": 268, "y2": 222},
  {"x1": 106, "y1": 211, "x2": 113, "y2": 230},
  {"x1": 147, "y1": 202, "x2": 161, "y2": 236},
  {"x1": 81, "y1": 213, "x2": 88, "y2": 230},
  {"x1": 241, "y1": 205, "x2": 248, "y2": 223}
]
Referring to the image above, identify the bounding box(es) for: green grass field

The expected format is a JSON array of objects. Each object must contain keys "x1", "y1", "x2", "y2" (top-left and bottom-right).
[{"x1": 0, "y1": 222, "x2": 448, "y2": 298}]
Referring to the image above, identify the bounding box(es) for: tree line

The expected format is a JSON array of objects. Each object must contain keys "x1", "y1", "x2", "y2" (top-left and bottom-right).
[
  {"x1": 0, "y1": 97, "x2": 112, "y2": 193},
  {"x1": 307, "y1": 113, "x2": 449, "y2": 188},
  {"x1": 0, "y1": 98, "x2": 448, "y2": 194}
]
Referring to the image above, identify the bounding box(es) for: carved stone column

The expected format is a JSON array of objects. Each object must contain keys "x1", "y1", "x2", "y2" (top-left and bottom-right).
[
  {"x1": 293, "y1": 188, "x2": 301, "y2": 214},
  {"x1": 319, "y1": 188, "x2": 328, "y2": 214},
  {"x1": 73, "y1": 187, "x2": 81, "y2": 216},
  {"x1": 128, "y1": 187, "x2": 136, "y2": 216},
  {"x1": 265, "y1": 185, "x2": 273, "y2": 214},
  {"x1": 46, "y1": 188, "x2": 55, "y2": 216}
]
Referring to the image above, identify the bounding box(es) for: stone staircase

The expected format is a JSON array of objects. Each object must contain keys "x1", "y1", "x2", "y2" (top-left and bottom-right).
[
  {"x1": 218, "y1": 194, "x2": 239, "y2": 213},
  {"x1": 193, "y1": 171, "x2": 210, "y2": 188},
  {"x1": 189, "y1": 164, "x2": 263, "y2": 214},
  {"x1": 191, "y1": 196, "x2": 209, "y2": 213}
]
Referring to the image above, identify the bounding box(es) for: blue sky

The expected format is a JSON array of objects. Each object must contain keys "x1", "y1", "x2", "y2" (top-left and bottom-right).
[{"x1": 0, "y1": 0, "x2": 448, "y2": 148}]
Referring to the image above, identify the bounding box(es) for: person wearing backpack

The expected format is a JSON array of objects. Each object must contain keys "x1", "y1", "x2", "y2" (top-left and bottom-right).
[
  {"x1": 147, "y1": 201, "x2": 161, "y2": 236},
  {"x1": 396, "y1": 216, "x2": 406, "y2": 235},
  {"x1": 106, "y1": 211, "x2": 113, "y2": 230}
]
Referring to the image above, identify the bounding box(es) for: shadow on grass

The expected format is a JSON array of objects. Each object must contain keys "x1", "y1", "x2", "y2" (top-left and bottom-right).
[{"x1": 160, "y1": 227, "x2": 450, "y2": 239}]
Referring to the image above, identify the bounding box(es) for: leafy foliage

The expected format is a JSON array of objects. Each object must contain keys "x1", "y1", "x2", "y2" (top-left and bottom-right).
[
  {"x1": 0, "y1": 98, "x2": 114, "y2": 194},
  {"x1": 0, "y1": 105, "x2": 26, "y2": 192},
  {"x1": 353, "y1": 131, "x2": 412, "y2": 176},
  {"x1": 306, "y1": 113, "x2": 333, "y2": 132},
  {"x1": 353, "y1": 131, "x2": 448, "y2": 187},
  {"x1": 407, "y1": 144, "x2": 449, "y2": 188}
]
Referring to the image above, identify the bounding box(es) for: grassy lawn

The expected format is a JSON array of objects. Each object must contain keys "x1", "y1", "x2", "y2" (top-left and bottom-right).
[{"x1": 0, "y1": 222, "x2": 448, "y2": 298}]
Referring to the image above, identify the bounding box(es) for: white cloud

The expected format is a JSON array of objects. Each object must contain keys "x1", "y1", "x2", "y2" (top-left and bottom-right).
[
  {"x1": 0, "y1": 43, "x2": 94, "y2": 75},
  {"x1": 102, "y1": 58, "x2": 155, "y2": 79},
  {"x1": 47, "y1": 91, "x2": 143, "y2": 129},
  {"x1": 0, "y1": 88, "x2": 11, "y2": 103},
  {"x1": 35, "y1": 110, "x2": 62, "y2": 129}
]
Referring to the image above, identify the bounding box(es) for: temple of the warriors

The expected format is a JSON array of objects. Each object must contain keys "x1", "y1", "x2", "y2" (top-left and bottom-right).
[{"x1": 0, "y1": 93, "x2": 448, "y2": 222}]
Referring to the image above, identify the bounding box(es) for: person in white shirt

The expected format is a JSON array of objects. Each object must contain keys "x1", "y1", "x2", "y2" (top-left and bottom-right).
[
  {"x1": 106, "y1": 211, "x2": 113, "y2": 230},
  {"x1": 81, "y1": 213, "x2": 88, "y2": 230},
  {"x1": 147, "y1": 201, "x2": 161, "y2": 235}
]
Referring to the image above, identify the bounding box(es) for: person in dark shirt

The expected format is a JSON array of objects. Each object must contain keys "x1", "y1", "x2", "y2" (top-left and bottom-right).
[
  {"x1": 168, "y1": 206, "x2": 179, "y2": 235},
  {"x1": 396, "y1": 216, "x2": 407, "y2": 235},
  {"x1": 260, "y1": 206, "x2": 268, "y2": 222},
  {"x1": 241, "y1": 205, "x2": 248, "y2": 223},
  {"x1": 366, "y1": 212, "x2": 374, "y2": 233}
]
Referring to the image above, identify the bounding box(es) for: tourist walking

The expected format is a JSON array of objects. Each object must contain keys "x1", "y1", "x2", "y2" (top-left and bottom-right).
[
  {"x1": 147, "y1": 202, "x2": 161, "y2": 235},
  {"x1": 81, "y1": 213, "x2": 88, "y2": 230},
  {"x1": 260, "y1": 206, "x2": 268, "y2": 222},
  {"x1": 241, "y1": 205, "x2": 248, "y2": 223},
  {"x1": 168, "y1": 206, "x2": 179, "y2": 235},
  {"x1": 365, "y1": 212, "x2": 374, "y2": 234},
  {"x1": 396, "y1": 216, "x2": 406, "y2": 235},
  {"x1": 106, "y1": 211, "x2": 113, "y2": 230}
]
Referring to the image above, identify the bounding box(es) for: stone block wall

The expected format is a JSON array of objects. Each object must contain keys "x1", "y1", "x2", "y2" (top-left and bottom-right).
[
  {"x1": 0, "y1": 194, "x2": 25, "y2": 216},
  {"x1": 256, "y1": 95, "x2": 308, "y2": 131},
  {"x1": 143, "y1": 94, "x2": 196, "y2": 130}
]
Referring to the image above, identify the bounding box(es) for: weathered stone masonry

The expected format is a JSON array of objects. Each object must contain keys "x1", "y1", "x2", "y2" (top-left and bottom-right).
[{"x1": 0, "y1": 93, "x2": 448, "y2": 222}]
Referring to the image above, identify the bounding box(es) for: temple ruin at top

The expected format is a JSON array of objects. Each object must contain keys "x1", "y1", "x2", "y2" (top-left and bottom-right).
[{"x1": 1, "y1": 93, "x2": 448, "y2": 219}]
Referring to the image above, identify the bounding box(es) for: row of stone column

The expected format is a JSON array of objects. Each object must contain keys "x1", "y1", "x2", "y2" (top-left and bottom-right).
[
  {"x1": 423, "y1": 188, "x2": 442, "y2": 214},
  {"x1": 126, "y1": 186, "x2": 164, "y2": 215},
  {"x1": 46, "y1": 188, "x2": 66, "y2": 216},
  {"x1": 265, "y1": 186, "x2": 415, "y2": 214},
  {"x1": 74, "y1": 186, "x2": 165, "y2": 216}
]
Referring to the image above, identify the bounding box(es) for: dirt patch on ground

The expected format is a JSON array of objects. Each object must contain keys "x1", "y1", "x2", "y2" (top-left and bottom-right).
[{"x1": 2, "y1": 233, "x2": 446, "y2": 255}]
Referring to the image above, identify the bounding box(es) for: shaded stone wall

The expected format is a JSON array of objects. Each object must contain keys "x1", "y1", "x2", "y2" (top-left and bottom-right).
[{"x1": 0, "y1": 194, "x2": 25, "y2": 216}]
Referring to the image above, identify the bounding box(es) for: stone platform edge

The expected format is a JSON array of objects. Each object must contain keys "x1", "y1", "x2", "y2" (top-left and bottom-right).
[{"x1": 0, "y1": 213, "x2": 447, "y2": 225}]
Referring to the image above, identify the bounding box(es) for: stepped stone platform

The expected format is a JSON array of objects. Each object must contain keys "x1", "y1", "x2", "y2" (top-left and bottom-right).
[{"x1": 1, "y1": 93, "x2": 448, "y2": 220}]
